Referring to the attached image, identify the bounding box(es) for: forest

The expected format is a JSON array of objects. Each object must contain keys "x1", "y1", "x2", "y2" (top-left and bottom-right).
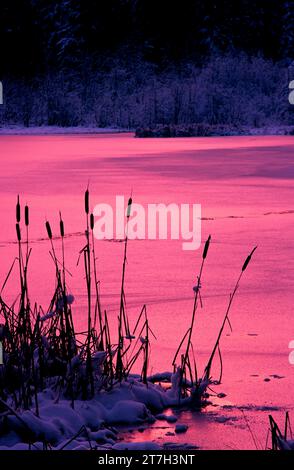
[{"x1": 0, "y1": 1, "x2": 294, "y2": 129}]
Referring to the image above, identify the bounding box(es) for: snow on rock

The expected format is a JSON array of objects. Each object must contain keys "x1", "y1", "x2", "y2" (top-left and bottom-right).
[
  {"x1": 175, "y1": 424, "x2": 189, "y2": 434},
  {"x1": 107, "y1": 400, "x2": 151, "y2": 424},
  {"x1": 131, "y1": 382, "x2": 166, "y2": 411}
]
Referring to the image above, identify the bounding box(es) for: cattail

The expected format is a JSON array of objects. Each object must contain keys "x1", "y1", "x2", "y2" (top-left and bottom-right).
[
  {"x1": 127, "y1": 197, "x2": 132, "y2": 218},
  {"x1": 58, "y1": 217, "x2": 64, "y2": 239},
  {"x1": 202, "y1": 235, "x2": 211, "y2": 259},
  {"x1": 16, "y1": 195, "x2": 21, "y2": 223},
  {"x1": 60, "y1": 219, "x2": 64, "y2": 238},
  {"x1": 59, "y1": 212, "x2": 64, "y2": 237},
  {"x1": 45, "y1": 221, "x2": 52, "y2": 240},
  {"x1": 16, "y1": 223, "x2": 21, "y2": 241},
  {"x1": 90, "y1": 213, "x2": 94, "y2": 230},
  {"x1": 24, "y1": 205, "x2": 29, "y2": 226},
  {"x1": 242, "y1": 246, "x2": 257, "y2": 272},
  {"x1": 85, "y1": 189, "x2": 89, "y2": 214}
]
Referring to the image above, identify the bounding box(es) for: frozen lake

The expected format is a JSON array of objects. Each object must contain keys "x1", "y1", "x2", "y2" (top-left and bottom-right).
[{"x1": 0, "y1": 133, "x2": 293, "y2": 449}]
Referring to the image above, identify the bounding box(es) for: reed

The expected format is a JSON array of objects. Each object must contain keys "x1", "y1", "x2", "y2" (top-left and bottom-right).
[
  {"x1": 172, "y1": 235, "x2": 211, "y2": 396},
  {"x1": 269, "y1": 413, "x2": 292, "y2": 450},
  {"x1": 172, "y1": 238, "x2": 257, "y2": 406},
  {"x1": 90, "y1": 211, "x2": 103, "y2": 347},
  {"x1": 84, "y1": 188, "x2": 94, "y2": 396},
  {"x1": 0, "y1": 190, "x2": 256, "y2": 421},
  {"x1": 115, "y1": 196, "x2": 132, "y2": 381},
  {"x1": 203, "y1": 246, "x2": 257, "y2": 383}
]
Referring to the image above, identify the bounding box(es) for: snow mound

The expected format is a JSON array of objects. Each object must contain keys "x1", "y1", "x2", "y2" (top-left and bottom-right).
[{"x1": 107, "y1": 400, "x2": 151, "y2": 424}]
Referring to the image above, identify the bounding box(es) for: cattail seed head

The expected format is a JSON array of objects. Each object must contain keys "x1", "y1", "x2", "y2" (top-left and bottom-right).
[
  {"x1": 59, "y1": 212, "x2": 64, "y2": 237},
  {"x1": 202, "y1": 235, "x2": 211, "y2": 259},
  {"x1": 16, "y1": 223, "x2": 21, "y2": 242},
  {"x1": 127, "y1": 197, "x2": 132, "y2": 218},
  {"x1": 60, "y1": 219, "x2": 64, "y2": 238},
  {"x1": 242, "y1": 246, "x2": 257, "y2": 272},
  {"x1": 25, "y1": 205, "x2": 29, "y2": 226},
  {"x1": 85, "y1": 189, "x2": 89, "y2": 214},
  {"x1": 90, "y1": 213, "x2": 94, "y2": 230},
  {"x1": 16, "y1": 195, "x2": 21, "y2": 223},
  {"x1": 45, "y1": 221, "x2": 52, "y2": 240}
]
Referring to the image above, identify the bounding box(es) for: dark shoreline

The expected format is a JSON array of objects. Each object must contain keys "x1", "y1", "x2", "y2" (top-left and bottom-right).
[
  {"x1": 135, "y1": 124, "x2": 294, "y2": 138},
  {"x1": 0, "y1": 124, "x2": 294, "y2": 138}
]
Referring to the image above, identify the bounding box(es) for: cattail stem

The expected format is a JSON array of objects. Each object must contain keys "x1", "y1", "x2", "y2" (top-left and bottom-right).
[
  {"x1": 90, "y1": 215, "x2": 103, "y2": 345},
  {"x1": 116, "y1": 196, "x2": 132, "y2": 380},
  {"x1": 174, "y1": 235, "x2": 211, "y2": 385},
  {"x1": 203, "y1": 247, "x2": 257, "y2": 382},
  {"x1": 83, "y1": 188, "x2": 94, "y2": 396},
  {"x1": 59, "y1": 212, "x2": 66, "y2": 289}
]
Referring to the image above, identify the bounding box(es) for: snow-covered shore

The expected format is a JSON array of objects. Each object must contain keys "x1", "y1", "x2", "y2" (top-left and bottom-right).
[
  {"x1": 0, "y1": 124, "x2": 293, "y2": 137},
  {"x1": 0, "y1": 373, "x2": 202, "y2": 450},
  {"x1": 0, "y1": 126, "x2": 132, "y2": 135}
]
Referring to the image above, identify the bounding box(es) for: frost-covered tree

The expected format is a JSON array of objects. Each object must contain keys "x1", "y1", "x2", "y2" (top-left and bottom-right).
[
  {"x1": 281, "y1": 1, "x2": 294, "y2": 60},
  {"x1": 33, "y1": 0, "x2": 83, "y2": 68}
]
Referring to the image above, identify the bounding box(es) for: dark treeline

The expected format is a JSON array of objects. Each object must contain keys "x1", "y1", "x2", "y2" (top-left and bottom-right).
[
  {"x1": 1, "y1": 0, "x2": 294, "y2": 76},
  {"x1": 0, "y1": 1, "x2": 294, "y2": 129}
]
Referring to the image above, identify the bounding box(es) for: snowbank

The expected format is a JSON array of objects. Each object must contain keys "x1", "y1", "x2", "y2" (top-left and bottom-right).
[
  {"x1": 0, "y1": 374, "x2": 199, "y2": 450},
  {"x1": 0, "y1": 126, "x2": 132, "y2": 135}
]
